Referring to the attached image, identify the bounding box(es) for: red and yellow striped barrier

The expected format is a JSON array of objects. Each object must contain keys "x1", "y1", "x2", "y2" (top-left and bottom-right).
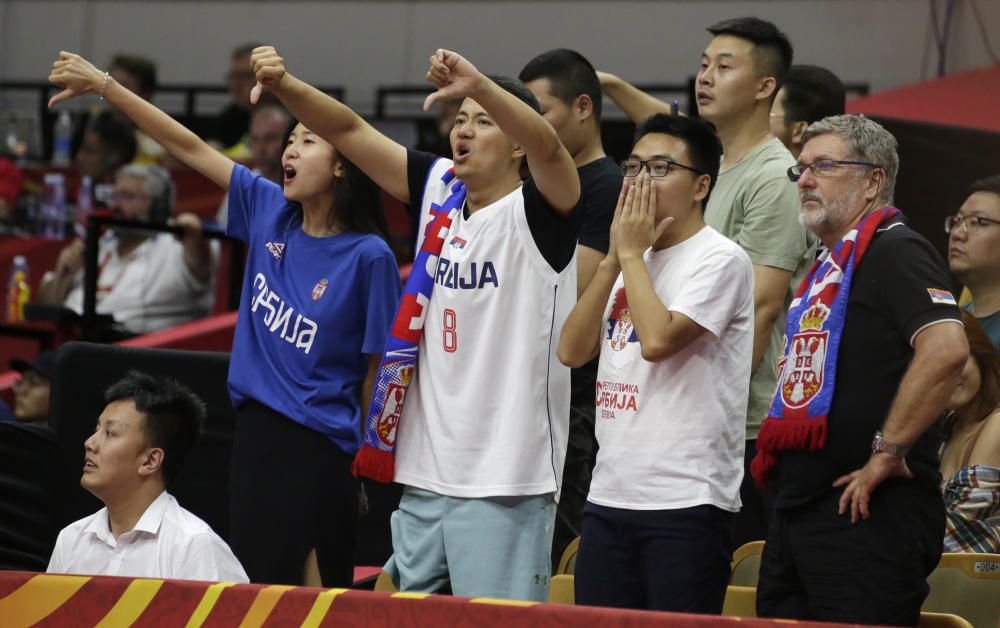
[{"x1": 0, "y1": 571, "x2": 859, "y2": 627}]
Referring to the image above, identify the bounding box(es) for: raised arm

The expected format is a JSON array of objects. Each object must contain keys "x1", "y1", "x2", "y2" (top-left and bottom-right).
[
  {"x1": 559, "y1": 182, "x2": 629, "y2": 367},
  {"x1": 174, "y1": 212, "x2": 212, "y2": 284},
  {"x1": 37, "y1": 239, "x2": 83, "y2": 305},
  {"x1": 424, "y1": 50, "x2": 579, "y2": 213},
  {"x1": 48, "y1": 52, "x2": 233, "y2": 189},
  {"x1": 250, "y1": 47, "x2": 410, "y2": 203},
  {"x1": 597, "y1": 72, "x2": 673, "y2": 125}
]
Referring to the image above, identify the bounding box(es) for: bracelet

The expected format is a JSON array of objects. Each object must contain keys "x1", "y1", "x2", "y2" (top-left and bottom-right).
[{"x1": 98, "y1": 71, "x2": 110, "y2": 100}]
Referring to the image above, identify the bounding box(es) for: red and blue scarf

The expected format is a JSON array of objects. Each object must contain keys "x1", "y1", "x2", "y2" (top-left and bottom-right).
[
  {"x1": 352, "y1": 168, "x2": 467, "y2": 482},
  {"x1": 751, "y1": 207, "x2": 900, "y2": 488}
]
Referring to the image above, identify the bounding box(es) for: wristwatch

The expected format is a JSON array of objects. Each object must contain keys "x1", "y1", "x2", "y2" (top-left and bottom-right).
[{"x1": 872, "y1": 430, "x2": 910, "y2": 458}]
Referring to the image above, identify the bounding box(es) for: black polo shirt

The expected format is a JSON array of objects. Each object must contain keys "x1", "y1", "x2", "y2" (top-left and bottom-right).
[{"x1": 772, "y1": 217, "x2": 962, "y2": 508}]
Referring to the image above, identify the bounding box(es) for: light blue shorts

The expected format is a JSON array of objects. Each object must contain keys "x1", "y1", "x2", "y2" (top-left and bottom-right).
[{"x1": 383, "y1": 486, "x2": 556, "y2": 601}]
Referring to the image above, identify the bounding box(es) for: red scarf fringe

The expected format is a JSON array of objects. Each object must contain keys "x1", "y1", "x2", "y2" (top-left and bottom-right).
[
  {"x1": 352, "y1": 445, "x2": 395, "y2": 483},
  {"x1": 751, "y1": 416, "x2": 827, "y2": 489}
]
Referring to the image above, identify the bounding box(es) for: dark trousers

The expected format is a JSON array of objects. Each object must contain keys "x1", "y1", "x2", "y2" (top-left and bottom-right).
[
  {"x1": 575, "y1": 502, "x2": 733, "y2": 613},
  {"x1": 229, "y1": 400, "x2": 359, "y2": 587},
  {"x1": 732, "y1": 438, "x2": 772, "y2": 548},
  {"x1": 757, "y1": 482, "x2": 945, "y2": 626},
  {"x1": 551, "y1": 400, "x2": 596, "y2": 569}
]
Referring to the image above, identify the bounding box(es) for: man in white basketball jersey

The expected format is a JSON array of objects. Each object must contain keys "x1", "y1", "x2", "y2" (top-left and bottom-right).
[
  {"x1": 559, "y1": 114, "x2": 754, "y2": 613},
  {"x1": 251, "y1": 47, "x2": 580, "y2": 601}
]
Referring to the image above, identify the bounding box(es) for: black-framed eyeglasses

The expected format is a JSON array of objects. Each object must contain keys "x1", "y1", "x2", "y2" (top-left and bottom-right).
[
  {"x1": 787, "y1": 159, "x2": 880, "y2": 182},
  {"x1": 944, "y1": 214, "x2": 1000, "y2": 235},
  {"x1": 621, "y1": 159, "x2": 704, "y2": 178}
]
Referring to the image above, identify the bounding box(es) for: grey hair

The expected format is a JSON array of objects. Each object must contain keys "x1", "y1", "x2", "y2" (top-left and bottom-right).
[
  {"x1": 115, "y1": 163, "x2": 176, "y2": 210},
  {"x1": 802, "y1": 114, "x2": 898, "y2": 205}
]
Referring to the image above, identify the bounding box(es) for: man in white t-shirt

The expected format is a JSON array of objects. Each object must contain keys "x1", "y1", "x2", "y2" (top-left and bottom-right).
[
  {"x1": 47, "y1": 371, "x2": 247, "y2": 582},
  {"x1": 559, "y1": 114, "x2": 754, "y2": 613},
  {"x1": 251, "y1": 47, "x2": 580, "y2": 601}
]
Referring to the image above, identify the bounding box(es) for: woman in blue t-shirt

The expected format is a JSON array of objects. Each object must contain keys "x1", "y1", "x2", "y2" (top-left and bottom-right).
[{"x1": 49, "y1": 52, "x2": 402, "y2": 587}]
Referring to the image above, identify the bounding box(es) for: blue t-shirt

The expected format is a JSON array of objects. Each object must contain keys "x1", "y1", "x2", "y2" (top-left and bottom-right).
[{"x1": 226, "y1": 164, "x2": 401, "y2": 455}]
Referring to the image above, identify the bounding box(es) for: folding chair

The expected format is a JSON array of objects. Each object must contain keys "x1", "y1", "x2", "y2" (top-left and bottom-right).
[
  {"x1": 547, "y1": 574, "x2": 575, "y2": 604},
  {"x1": 918, "y1": 611, "x2": 975, "y2": 628},
  {"x1": 923, "y1": 552, "x2": 1000, "y2": 628},
  {"x1": 721, "y1": 585, "x2": 757, "y2": 618},
  {"x1": 556, "y1": 536, "x2": 580, "y2": 575},
  {"x1": 730, "y1": 540, "x2": 765, "y2": 587}
]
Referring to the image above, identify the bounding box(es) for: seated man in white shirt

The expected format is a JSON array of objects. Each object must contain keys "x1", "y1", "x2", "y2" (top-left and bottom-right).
[
  {"x1": 36, "y1": 164, "x2": 215, "y2": 335},
  {"x1": 47, "y1": 370, "x2": 248, "y2": 582}
]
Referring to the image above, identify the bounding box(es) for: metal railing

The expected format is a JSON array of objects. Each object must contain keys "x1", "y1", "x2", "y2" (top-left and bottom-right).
[
  {"x1": 0, "y1": 81, "x2": 344, "y2": 160},
  {"x1": 374, "y1": 78, "x2": 870, "y2": 120}
]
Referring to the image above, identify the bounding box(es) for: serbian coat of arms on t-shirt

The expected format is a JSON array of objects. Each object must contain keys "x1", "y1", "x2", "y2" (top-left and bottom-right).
[{"x1": 607, "y1": 287, "x2": 638, "y2": 352}]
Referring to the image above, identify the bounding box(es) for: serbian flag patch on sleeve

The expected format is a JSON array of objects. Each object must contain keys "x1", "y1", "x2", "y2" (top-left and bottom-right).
[{"x1": 927, "y1": 288, "x2": 957, "y2": 305}]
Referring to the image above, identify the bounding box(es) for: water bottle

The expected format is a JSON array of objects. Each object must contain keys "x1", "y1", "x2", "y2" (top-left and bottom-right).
[
  {"x1": 76, "y1": 175, "x2": 93, "y2": 237},
  {"x1": 4, "y1": 114, "x2": 19, "y2": 160},
  {"x1": 52, "y1": 110, "x2": 73, "y2": 167},
  {"x1": 39, "y1": 173, "x2": 67, "y2": 239},
  {"x1": 6, "y1": 255, "x2": 30, "y2": 322}
]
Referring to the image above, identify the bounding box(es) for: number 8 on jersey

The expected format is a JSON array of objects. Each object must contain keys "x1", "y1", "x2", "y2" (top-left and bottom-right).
[{"x1": 443, "y1": 307, "x2": 457, "y2": 353}]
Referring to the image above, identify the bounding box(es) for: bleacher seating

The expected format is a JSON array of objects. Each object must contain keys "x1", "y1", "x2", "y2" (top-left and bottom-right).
[{"x1": 730, "y1": 540, "x2": 764, "y2": 587}]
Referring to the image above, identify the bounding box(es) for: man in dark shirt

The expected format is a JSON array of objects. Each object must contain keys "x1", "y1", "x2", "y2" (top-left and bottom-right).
[
  {"x1": 519, "y1": 48, "x2": 622, "y2": 567},
  {"x1": 769, "y1": 65, "x2": 845, "y2": 159},
  {"x1": 211, "y1": 43, "x2": 260, "y2": 150},
  {"x1": 754, "y1": 114, "x2": 968, "y2": 626}
]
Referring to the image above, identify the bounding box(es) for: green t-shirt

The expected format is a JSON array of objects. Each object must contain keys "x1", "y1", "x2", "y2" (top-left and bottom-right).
[{"x1": 705, "y1": 137, "x2": 818, "y2": 439}]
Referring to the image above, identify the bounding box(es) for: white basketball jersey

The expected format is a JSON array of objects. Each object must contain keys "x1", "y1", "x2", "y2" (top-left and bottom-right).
[{"x1": 394, "y1": 159, "x2": 576, "y2": 498}]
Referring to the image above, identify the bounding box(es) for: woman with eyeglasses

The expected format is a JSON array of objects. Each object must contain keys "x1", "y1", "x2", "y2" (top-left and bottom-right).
[
  {"x1": 48, "y1": 50, "x2": 402, "y2": 588},
  {"x1": 939, "y1": 310, "x2": 1000, "y2": 552}
]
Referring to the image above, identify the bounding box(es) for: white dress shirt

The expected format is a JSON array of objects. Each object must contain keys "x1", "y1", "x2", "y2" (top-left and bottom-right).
[{"x1": 47, "y1": 491, "x2": 248, "y2": 582}]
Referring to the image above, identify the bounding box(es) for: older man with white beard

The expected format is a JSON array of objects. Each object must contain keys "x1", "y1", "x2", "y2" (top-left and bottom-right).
[{"x1": 751, "y1": 115, "x2": 968, "y2": 626}]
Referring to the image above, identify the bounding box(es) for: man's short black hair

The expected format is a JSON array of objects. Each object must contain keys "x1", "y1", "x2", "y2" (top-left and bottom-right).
[
  {"x1": 969, "y1": 174, "x2": 1000, "y2": 197},
  {"x1": 488, "y1": 74, "x2": 540, "y2": 114},
  {"x1": 87, "y1": 111, "x2": 138, "y2": 165},
  {"x1": 231, "y1": 43, "x2": 262, "y2": 59},
  {"x1": 105, "y1": 370, "x2": 206, "y2": 486},
  {"x1": 109, "y1": 53, "x2": 158, "y2": 95},
  {"x1": 518, "y1": 49, "x2": 603, "y2": 120},
  {"x1": 707, "y1": 17, "x2": 793, "y2": 92},
  {"x1": 781, "y1": 65, "x2": 845, "y2": 124},
  {"x1": 634, "y1": 114, "x2": 722, "y2": 210}
]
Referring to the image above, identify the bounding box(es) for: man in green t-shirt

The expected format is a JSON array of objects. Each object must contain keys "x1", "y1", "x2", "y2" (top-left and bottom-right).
[{"x1": 600, "y1": 17, "x2": 816, "y2": 546}]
